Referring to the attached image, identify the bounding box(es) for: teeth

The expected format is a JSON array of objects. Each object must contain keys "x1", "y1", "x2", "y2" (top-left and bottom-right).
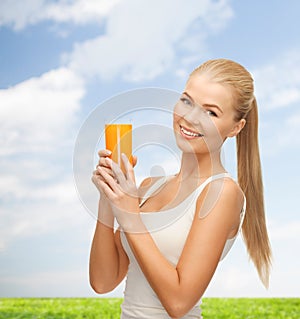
[{"x1": 180, "y1": 126, "x2": 203, "y2": 137}]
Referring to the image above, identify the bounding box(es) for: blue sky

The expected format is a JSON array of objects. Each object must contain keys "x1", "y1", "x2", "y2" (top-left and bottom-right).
[{"x1": 0, "y1": 0, "x2": 299, "y2": 298}]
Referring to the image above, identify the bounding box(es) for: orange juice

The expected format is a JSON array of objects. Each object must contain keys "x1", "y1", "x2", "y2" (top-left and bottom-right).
[{"x1": 105, "y1": 124, "x2": 132, "y2": 171}]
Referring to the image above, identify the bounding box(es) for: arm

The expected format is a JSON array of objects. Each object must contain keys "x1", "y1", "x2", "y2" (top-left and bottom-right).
[
  {"x1": 89, "y1": 150, "x2": 130, "y2": 294},
  {"x1": 98, "y1": 158, "x2": 243, "y2": 317},
  {"x1": 89, "y1": 197, "x2": 129, "y2": 294},
  {"x1": 125, "y1": 179, "x2": 243, "y2": 317}
]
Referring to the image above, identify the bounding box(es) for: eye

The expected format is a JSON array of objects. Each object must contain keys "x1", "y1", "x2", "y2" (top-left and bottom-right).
[
  {"x1": 180, "y1": 97, "x2": 193, "y2": 106},
  {"x1": 206, "y1": 109, "x2": 217, "y2": 117}
]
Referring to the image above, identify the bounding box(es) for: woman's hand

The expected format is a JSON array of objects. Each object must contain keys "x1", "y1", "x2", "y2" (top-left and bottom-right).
[
  {"x1": 92, "y1": 150, "x2": 137, "y2": 196},
  {"x1": 92, "y1": 149, "x2": 114, "y2": 195},
  {"x1": 97, "y1": 154, "x2": 143, "y2": 232}
]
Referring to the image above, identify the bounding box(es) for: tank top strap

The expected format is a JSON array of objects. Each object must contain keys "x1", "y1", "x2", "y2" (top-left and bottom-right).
[
  {"x1": 193, "y1": 172, "x2": 232, "y2": 197},
  {"x1": 139, "y1": 173, "x2": 231, "y2": 208},
  {"x1": 195, "y1": 173, "x2": 246, "y2": 228}
]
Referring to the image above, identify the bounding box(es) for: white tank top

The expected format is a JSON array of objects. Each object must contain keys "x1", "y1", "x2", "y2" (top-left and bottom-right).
[{"x1": 120, "y1": 173, "x2": 246, "y2": 319}]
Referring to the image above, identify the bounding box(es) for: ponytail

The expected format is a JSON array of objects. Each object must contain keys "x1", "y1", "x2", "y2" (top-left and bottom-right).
[
  {"x1": 236, "y1": 98, "x2": 272, "y2": 288},
  {"x1": 191, "y1": 58, "x2": 272, "y2": 287}
]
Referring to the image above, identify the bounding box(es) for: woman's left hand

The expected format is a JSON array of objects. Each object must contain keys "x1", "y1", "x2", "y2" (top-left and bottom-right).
[{"x1": 97, "y1": 153, "x2": 142, "y2": 232}]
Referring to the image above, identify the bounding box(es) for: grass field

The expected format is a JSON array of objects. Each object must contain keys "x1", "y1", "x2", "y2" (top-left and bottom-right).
[{"x1": 0, "y1": 298, "x2": 299, "y2": 319}]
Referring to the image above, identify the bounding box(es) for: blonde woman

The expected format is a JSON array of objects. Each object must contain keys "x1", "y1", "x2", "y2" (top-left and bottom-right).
[{"x1": 90, "y1": 59, "x2": 272, "y2": 319}]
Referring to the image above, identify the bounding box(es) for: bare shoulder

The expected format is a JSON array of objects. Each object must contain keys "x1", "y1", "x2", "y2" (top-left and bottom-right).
[
  {"x1": 212, "y1": 176, "x2": 243, "y2": 202},
  {"x1": 218, "y1": 177, "x2": 244, "y2": 203},
  {"x1": 196, "y1": 176, "x2": 244, "y2": 221}
]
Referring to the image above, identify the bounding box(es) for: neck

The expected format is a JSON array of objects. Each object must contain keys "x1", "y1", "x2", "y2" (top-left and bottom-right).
[{"x1": 177, "y1": 151, "x2": 225, "y2": 182}]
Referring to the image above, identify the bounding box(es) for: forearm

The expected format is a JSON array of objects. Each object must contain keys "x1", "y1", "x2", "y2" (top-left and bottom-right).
[
  {"x1": 89, "y1": 197, "x2": 120, "y2": 293},
  {"x1": 125, "y1": 230, "x2": 184, "y2": 315},
  {"x1": 124, "y1": 213, "x2": 226, "y2": 317}
]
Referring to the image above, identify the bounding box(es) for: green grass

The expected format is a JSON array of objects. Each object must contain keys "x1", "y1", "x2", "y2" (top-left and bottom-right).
[
  {"x1": 201, "y1": 298, "x2": 299, "y2": 319},
  {"x1": 0, "y1": 298, "x2": 299, "y2": 319}
]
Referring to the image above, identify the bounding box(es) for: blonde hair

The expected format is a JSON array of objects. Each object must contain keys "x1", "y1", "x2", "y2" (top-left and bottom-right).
[{"x1": 190, "y1": 59, "x2": 272, "y2": 288}]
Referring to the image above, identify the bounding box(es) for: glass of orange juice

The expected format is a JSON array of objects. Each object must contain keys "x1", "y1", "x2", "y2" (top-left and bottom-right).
[{"x1": 105, "y1": 124, "x2": 132, "y2": 172}]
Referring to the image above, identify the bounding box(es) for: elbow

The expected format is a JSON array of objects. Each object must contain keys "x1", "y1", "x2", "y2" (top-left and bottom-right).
[
  {"x1": 165, "y1": 306, "x2": 186, "y2": 319},
  {"x1": 164, "y1": 300, "x2": 191, "y2": 319},
  {"x1": 89, "y1": 280, "x2": 105, "y2": 294},
  {"x1": 163, "y1": 295, "x2": 202, "y2": 319},
  {"x1": 89, "y1": 278, "x2": 115, "y2": 294},
  {"x1": 89, "y1": 267, "x2": 120, "y2": 294}
]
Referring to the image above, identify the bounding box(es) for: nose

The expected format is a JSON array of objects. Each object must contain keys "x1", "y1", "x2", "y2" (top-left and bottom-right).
[{"x1": 183, "y1": 107, "x2": 201, "y2": 126}]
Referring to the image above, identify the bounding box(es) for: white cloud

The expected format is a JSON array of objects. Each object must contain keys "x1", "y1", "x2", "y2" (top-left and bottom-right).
[
  {"x1": 205, "y1": 226, "x2": 300, "y2": 297},
  {"x1": 0, "y1": 67, "x2": 87, "y2": 250},
  {"x1": 66, "y1": 0, "x2": 233, "y2": 82},
  {"x1": 0, "y1": 0, "x2": 121, "y2": 30},
  {"x1": 0, "y1": 162, "x2": 92, "y2": 252},
  {"x1": 0, "y1": 0, "x2": 44, "y2": 30},
  {"x1": 253, "y1": 49, "x2": 300, "y2": 110},
  {"x1": 0, "y1": 0, "x2": 233, "y2": 82},
  {"x1": 44, "y1": 0, "x2": 121, "y2": 25},
  {"x1": 276, "y1": 112, "x2": 300, "y2": 149},
  {"x1": 269, "y1": 219, "x2": 300, "y2": 241},
  {"x1": 260, "y1": 107, "x2": 300, "y2": 154},
  {"x1": 0, "y1": 67, "x2": 84, "y2": 155},
  {"x1": 252, "y1": 49, "x2": 300, "y2": 153},
  {"x1": 0, "y1": 269, "x2": 91, "y2": 297},
  {"x1": 207, "y1": 260, "x2": 300, "y2": 297},
  {"x1": 0, "y1": 177, "x2": 90, "y2": 252},
  {"x1": 0, "y1": 268, "x2": 127, "y2": 297}
]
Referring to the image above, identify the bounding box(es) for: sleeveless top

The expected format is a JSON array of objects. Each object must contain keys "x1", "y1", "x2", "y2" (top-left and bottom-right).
[{"x1": 120, "y1": 173, "x2": 246, "y2": 319}]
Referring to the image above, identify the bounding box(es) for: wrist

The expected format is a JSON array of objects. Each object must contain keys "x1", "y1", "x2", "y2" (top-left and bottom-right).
[
  {"x1": 117, "y1": 210, "x2": 146, "y2": 234},
  {"x1": 97, "y1": 196, "x2": 114, "y2": 228}
]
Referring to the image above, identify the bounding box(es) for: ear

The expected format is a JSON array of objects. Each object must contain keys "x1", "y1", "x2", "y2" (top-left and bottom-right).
[{"x1": 227, "y1": 119, "x2": 246, "y2": 137}]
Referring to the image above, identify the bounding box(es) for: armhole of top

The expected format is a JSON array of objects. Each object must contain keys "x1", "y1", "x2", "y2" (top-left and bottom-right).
[{"x1": 238, "y1": 194, "x2": 246, "y2": 231}]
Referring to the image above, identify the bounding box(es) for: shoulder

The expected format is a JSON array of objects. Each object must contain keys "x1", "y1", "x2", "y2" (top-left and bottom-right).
[
  {"x1": 202, "y1": 176, "x2": 244, "y2": 203},
  {"x1": 217, "y1": 177, "x2": 244, "y2": 202},
  {"x1": 222, "y1": 177, "x2": 245, "y2": 208},
  {"x1": 196, "y1": 176, "x2": 244, "y2": 220}
]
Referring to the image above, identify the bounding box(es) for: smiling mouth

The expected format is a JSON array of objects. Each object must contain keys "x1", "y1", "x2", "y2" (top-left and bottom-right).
[{"x1": 180, "y1": 125, "x2": 204, "y2": 139}]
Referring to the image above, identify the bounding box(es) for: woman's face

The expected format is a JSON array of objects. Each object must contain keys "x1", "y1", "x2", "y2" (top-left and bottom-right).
[{"x1": 173, "y1": 73, "x2": 244, "y2": 155}]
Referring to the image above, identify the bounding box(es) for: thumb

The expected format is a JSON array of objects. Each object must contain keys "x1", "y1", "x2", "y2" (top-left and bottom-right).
[{"x1": 132, "y1": 155, "x2": 138, "y2": 167}]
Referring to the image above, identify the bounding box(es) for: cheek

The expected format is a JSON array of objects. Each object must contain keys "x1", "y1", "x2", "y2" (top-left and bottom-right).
[
  {"x1": 173, "y1": 102, "x2": 188, "y2": 119},
  {"x1": 201, "y1": 120, "x2": 226, "y2": 151},
  {"x1": 173, "y1": 104, "x2": 182, "y2": 126},
  {"x1": 216, "y1": 118, "x2": 237, "y2": 139},
  {"x1": 215, "y1": 125, "x2": 226, "y2": 140}
]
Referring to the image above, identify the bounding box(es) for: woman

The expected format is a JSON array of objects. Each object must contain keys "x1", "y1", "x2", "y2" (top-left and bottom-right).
[{"x1": 90, "y1": 59, "x2": 272, "y2": 318}]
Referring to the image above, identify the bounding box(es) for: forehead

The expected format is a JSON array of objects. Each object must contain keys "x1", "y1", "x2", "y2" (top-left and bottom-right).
[{"x1": 184, "y1": 74, "x2": 234, "y2": 109}]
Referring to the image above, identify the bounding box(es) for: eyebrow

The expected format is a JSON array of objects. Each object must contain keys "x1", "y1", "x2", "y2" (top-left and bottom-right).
[{"x1": 182, "y1": 91, "x2": 224, "y2": 114}]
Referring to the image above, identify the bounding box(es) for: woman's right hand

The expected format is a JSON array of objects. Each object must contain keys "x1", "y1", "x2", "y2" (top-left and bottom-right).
[
  {"x1": 92, "y1": 149, "x2": 114, "y2": 195},
  {"x1": 92, "y1": 149, "x2": 137, "y2": 195}
]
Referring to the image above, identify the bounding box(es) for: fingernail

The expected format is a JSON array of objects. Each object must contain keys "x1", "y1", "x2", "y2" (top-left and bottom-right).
[
  {"x1": 105, "y1": 157, "x2": 112, "y2": 165},
  {"x1": 105, "y1": 150, "x2": 112, "y2": 155}
]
